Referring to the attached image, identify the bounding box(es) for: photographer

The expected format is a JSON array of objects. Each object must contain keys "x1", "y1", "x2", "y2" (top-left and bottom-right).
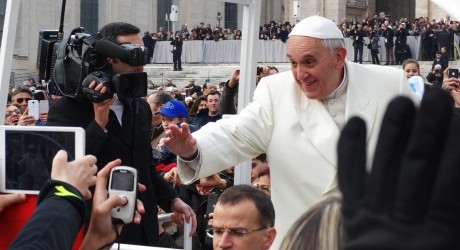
[
  {"x1": 47, "y1": 22, "x2": 196, "y2": 246},
  {"x1": 349, "y1": 24, "x2": 365, "y2": 64},
  {"x1": 381, "y1": 23, "x2": 395, "y2": 65},
  {"x1": 171, "y1": 32, "x2": 183, "y2": 71},
  {"x1": 426, "y1": 64, "x2": 444, "y2": 87},
  {"x1": 369, "y1": 30, "x2": 380, "y2": 65},
  {"x1": 394, "y1": 23, "x2": 410, "y2": 65}
]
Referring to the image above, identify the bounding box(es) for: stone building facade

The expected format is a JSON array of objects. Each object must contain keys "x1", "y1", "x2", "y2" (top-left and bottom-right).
[{"x1": 0, "y1": 0, "x2": 453, "y2": 75}]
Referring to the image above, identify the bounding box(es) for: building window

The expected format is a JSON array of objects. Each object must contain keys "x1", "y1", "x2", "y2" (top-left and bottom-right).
[
  {"x1": 158, "y1": 0, "x2": 172, "y2": 32},
  {"x1": 81, "y1": 0, "x2": 98, "y2": 34},
  {"x1": 225, "y1": 2, "x2": 237, "y2": 30}
]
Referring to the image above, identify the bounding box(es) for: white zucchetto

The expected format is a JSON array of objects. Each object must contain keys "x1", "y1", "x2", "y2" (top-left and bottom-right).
[{"x1": 289, "y1": 15, "x2": 344, "y2": 39}]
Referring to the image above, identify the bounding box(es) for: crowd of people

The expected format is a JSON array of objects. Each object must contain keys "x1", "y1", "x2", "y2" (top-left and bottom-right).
[
  {"x1": 142, "y1": 13, "x2": 458, "y2": 64},
  {"x1": 2, "y1": 13, "x2": 460, "y2": 250},
  {"x1": 341, "y1": 12, "x2": 459, "y2": 62}
]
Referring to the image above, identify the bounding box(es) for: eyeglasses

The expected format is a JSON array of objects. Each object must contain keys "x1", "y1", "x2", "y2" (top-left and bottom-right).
[
  {"x1": 5, "y1": 109, "x2": 21, "y2": 116},
  {"x1": 206, "y1": 227, "x2": 267, "y2": 238},
  {"x1": 14, "y1": 98, "x2": 32, "y2": 104},
  {"x1": 253, "y1": 184, "x2": 271, "y2": 193}
]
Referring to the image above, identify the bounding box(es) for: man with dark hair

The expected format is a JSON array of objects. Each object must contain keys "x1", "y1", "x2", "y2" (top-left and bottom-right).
[
  {"x1": 210, "y1": 185, "x2": 277, "y2": 250},
  {"x1": 11, "y1": 87, "x2": 33, "y2": 113},
  {"x1": 185, "y1": 79, "x2": 202, "y2": 97},
  {"x1": 142, "y1": 31, "x2": 155, "y2": 63},
  {"x1": 251, "y1": 154, "x2": 269, "y2": 182},
  {"x1": 48, "y1": 22, "x2": 196, "y2": 246},
  {"x1": 11, "y1": 87, "x2": 46, "y2": 126},
  {"x1": 194, "y1": 90, "x2": 221, "y2": 128}
]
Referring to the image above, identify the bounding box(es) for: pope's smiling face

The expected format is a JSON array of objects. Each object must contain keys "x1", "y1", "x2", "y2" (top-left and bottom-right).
[{"x1": 286, "y1": 36, "x2": 346, "y2": 100}]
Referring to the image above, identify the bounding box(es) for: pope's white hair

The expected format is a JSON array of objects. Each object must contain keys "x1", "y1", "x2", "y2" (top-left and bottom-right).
[{"x1": 322, "y1": 39, "x2": 345, "y2": 54}]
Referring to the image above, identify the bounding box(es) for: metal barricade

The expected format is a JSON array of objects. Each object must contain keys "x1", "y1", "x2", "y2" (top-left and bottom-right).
[{"x1": 454, "y1": 34, "x2": 459, "y2": 61}]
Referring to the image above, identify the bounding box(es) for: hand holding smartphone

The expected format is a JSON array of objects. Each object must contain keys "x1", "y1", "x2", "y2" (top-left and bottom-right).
[
  {"x1": 448, "y1": 69, "x2": 459, "y2": 79},
  {"x1": 27, "y1": 100, "x2": 40, "y2": 120}
]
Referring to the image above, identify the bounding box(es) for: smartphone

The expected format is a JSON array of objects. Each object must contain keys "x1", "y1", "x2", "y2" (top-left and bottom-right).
[
  {"x1": 28, "y1": 100, "x2": 40, "y2": 120},
  {"x1": 39, "y1": 100, "x2": 49, "y2": 114},
  {"x1": 108, "y1": 166, "x2": 138, "y2": 224},
  {"x1": 204, "y1": 192, "x2": 219, "y2": 244},
  {"x1": 448, "y1": 69, "x2": 459, "y2": 78}
]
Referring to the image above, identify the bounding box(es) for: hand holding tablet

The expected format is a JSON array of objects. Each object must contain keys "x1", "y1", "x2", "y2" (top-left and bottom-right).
[{"x1": 0, "y1": 126, "x2": 85, "y2": 194}]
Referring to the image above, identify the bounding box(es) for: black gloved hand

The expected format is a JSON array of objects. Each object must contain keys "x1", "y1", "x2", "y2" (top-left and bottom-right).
[{"x1": 338, "y1": 88, "x2": 460, "y2": 250}]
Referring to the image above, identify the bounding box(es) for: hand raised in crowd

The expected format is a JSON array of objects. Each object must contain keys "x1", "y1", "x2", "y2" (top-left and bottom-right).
[
  {"x1": 228, "y1": 69, "x2": 240, "y2": 88},
  {"x1": 257, "y1": 66, "x2": 273, "y2": 78},
  {"x1": 450, "y1": 89, "x2": 460, "y2": 108},
  {"x1": 159, "y1": 122, "x2": 198, "y2": 160},
  {"x1": 51, "y1": 150, "x2": 98, "y2": 200},
  {"x1": 0, "y1": 193, "x2": 26, "y2": 214},
  {"x1": 163, "y1": 167, "x2": 176, "y2": 183},
  {"x1": 17, "y1": 107, "x2": 36, "y2": 126},
  {"x1": 196, "y1": 174, "x2": 227, "y2": 192},
  {"x1": 163, "y1": 167, "x2": 183, "y2": 185},
  {"x1": 441, "y1": 67, "x2": 460, "y2": 91},
  {"x1": 338, "y1": 89, "x2": 460, "y2": 250},
  {"x1": 170, "y1": 197, "x2": 197, "y2": 236},
  {"x1": 80, "y1": 158, "x2": 146, "y2": 250},
  {"x1": 88, "y1": 81, "x2": 116, "y2": 129},
  {"x1": 191, "y1": 92, "x2": 198, "y2": 99}
]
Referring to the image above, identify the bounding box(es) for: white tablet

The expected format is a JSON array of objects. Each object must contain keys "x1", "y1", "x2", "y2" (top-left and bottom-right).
[{"x1": 0, "y1": 126, "x2": 85, "y2": 194}]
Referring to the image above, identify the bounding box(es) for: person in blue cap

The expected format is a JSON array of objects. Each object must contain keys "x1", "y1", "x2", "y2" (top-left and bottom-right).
[{"x1": 156, "y1": 100, "x2": 198, "y2": 165}]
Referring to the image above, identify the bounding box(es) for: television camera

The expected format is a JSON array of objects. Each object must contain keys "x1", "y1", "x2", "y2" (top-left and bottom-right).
[{"x1": 37, "y1": 2, "x2": 148, "y2": 102}]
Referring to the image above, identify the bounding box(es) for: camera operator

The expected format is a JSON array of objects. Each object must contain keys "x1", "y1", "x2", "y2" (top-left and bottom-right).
[{"x1": 47, "y1": 22, "x2": 196, "y2": 246}]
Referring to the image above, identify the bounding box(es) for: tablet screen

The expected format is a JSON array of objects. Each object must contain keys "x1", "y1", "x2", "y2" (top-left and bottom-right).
[{"x1": 3, "y1": 130, "x2": 76, "y2": 193}]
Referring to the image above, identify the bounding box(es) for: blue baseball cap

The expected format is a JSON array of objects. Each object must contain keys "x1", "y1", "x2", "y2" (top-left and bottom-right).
[{"x1": 159, "y1": 100, "x2": 188, "y2": 119}]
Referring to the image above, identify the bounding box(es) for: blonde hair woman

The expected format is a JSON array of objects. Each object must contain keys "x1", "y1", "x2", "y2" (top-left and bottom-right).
[{"x1": 279, "y1": 195, "x2": 343, "y2": 250}]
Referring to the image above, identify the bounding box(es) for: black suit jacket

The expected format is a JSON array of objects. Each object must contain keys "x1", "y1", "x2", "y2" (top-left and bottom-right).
[
  {"x1": 382, "y1": 28, "x2": 394, "y2": 47},
  {"x1": 48, "y1": 96, "x2": 178, "y2": 246}
]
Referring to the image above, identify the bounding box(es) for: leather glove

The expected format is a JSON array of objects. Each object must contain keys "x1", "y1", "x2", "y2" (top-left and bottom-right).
[{"x1": 338, "y1": 88, "x2": 460, "y2": 250}]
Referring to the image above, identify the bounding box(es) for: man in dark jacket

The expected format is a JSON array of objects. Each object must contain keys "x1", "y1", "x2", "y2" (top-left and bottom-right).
[
  {"x1": 194, "y1": 91, "x2": 221, "y2": 128},
  {"x1": 142, "y1": 31, "x2": 155, "y2": 63},
  {"x1": 437, "y1": 25, "x2": 454, "y2": 60},
  {"x1": 394, "y1": 23, "x2": 410, "y2": 65},
  {"x1": 185, "y1": 79, "x2": 202, "y2": 97},
  {"x1": 350, "y1": 24, "x2": 365, "y2": 64},
  {"x1": 171, "y1": 35, "x2": 183, "y2": 71},
  {"x1": 47, "y1": 22, "x2": 196, "y2": 246},
  {"x1": 381, "y1": 23, "x2": 395, "y2": 65}
]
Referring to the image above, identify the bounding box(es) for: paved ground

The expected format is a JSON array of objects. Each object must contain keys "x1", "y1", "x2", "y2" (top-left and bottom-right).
[{"x1": 144, "y1": 60, "x2": 460, "y2": 87}]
